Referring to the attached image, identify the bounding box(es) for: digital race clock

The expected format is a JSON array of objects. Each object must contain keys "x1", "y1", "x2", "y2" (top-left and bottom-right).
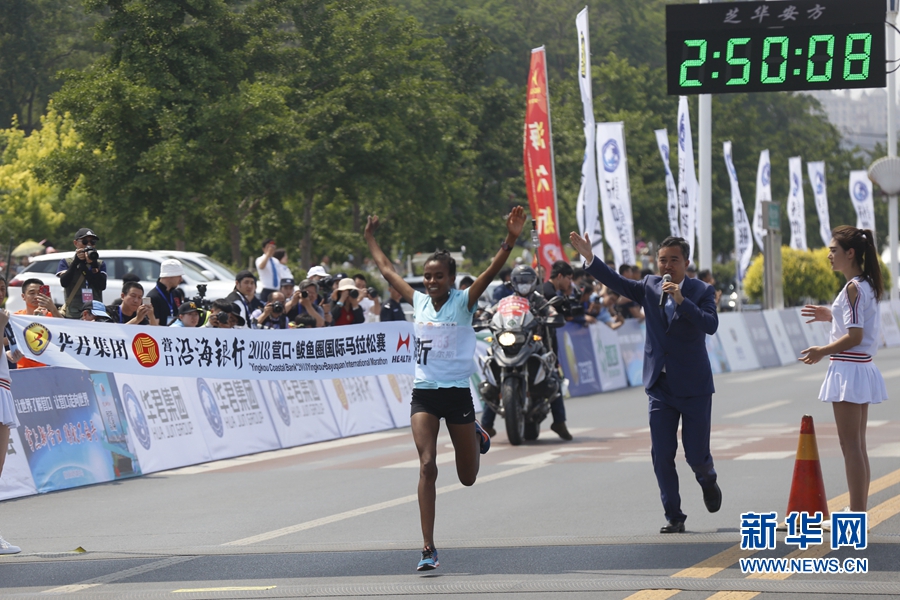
[{"x1": 666, "y1": 0, "x2": 886, "y2": 95}]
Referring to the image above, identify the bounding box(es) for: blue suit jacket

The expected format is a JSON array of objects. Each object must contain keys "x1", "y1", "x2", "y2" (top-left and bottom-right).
[{"x1": 584, "y1": 258, "x2": 719, "y2": 397}]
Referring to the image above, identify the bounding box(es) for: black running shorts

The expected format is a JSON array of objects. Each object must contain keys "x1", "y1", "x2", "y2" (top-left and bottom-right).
[{"x1": 410, "y1": 387, "x2": 476, "y2": 425}]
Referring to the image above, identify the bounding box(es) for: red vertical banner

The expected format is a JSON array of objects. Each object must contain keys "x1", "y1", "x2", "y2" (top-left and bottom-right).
[{"x1": 523, "y1": 47, "x2": 565, "y2": 278}]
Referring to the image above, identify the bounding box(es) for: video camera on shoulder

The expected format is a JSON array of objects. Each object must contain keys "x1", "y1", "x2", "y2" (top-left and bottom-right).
[{"x1": 190, "y1": 284, "x2": 213, "y2": 309}]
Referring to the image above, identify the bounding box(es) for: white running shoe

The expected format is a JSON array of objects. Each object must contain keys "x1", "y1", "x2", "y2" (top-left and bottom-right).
[{"x1": 0, "y1": 533, "x2": 21, "y2": 554}]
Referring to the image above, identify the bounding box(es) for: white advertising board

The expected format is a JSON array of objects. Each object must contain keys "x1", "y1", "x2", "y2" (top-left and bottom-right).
[
  {"x1": 0, "y1": 428, "x2": 38, "y2": 501},
  {"x1": 189, "y1": 378, "x2": 281, "y2": 461},
  {"x1": 879, "y1": 300, "x2": 900, "y2": 347},
  {"x1": 715, "y1": 313, "x2": 761, "y2": 372},
  {"x1": 319, "y1": 377, "x2": 396, "y2": 438},
  {"x1": 377, "y1": 374, "x2": 414, "y2": 429},
  {"x1": 589, "y1": 322, "x2": 628, "y2": 392},
  {"x1": 114, "y1": 374, "x2": 213, "y2": 474},
  {"x1": 257, "y1": 379, "x2": 342, "y2": 448},
  {"x1": 762, "y1": 310, "x2": 798, "y2": 366}
]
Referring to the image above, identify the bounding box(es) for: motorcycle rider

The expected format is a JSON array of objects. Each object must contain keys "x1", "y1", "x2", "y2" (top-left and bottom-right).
[{"x1": 479, "y1": 265, "x2": 570, "y2": 440}]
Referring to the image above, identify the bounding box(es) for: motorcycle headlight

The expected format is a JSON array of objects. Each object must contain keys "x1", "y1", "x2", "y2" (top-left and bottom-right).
[{"x1": 498, "y1": 332, "x2": 517, "y2": 347}]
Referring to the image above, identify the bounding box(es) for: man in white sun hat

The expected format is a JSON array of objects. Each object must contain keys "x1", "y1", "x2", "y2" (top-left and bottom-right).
[{"x1": 148, "y1": 259, "x2": 185, "y2": 326}]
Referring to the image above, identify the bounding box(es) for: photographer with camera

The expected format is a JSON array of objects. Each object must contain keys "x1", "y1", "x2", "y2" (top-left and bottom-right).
[
  {"x1": 254, "y1": 291, "x2": 292, "y2": 330},
  {"x1": 353, "y1": 273, "x2": 381, "y2": 323},
  {"x1": 331, "y1": 278, "x2": 364, "y2": 326},
  {"x1": 287, "y1": 279, "x2": 325, "y2": 327},
  {"x1": 205, "y1": 299, "x2": 245, "y2": 329},
  {"x1": 57, "y1": 228, "x2": 107, "y2": 319}
]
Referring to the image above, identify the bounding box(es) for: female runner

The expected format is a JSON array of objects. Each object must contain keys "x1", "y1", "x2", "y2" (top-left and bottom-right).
[
  {"x1": 800, "y1": 226, "x2": 888, "y2": 512},
  {"x1": 364, "y1": 206, "x2": 525, "y2": 571}
]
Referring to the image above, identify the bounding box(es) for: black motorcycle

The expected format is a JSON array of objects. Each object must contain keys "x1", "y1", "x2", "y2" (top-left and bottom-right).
[{"x1": 476, "y1": 293, "x2": 564, "y2": 445}]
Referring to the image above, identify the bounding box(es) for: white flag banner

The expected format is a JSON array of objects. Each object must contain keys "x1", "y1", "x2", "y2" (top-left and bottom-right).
[
  {"x1": 596, "y1": 121, "x2": 636, "y2": 267},
  {"x1": 677, "y1": 96, "x2": 698, "y2": 262},
  {"x1": 752, "y1": 149, "x2": 771, "y2": 252},
  {"x1": 655, "y1": 129, "x2": 680, "y2": 237},
  {"x1": 8, "y1": 316, "x2": 415, "y2": 381},
  {"x1": 787, "y1": 156, "x2": 807, "y2": 250},
  {"x1": 575, "y1": 8, "x2": 603, "y2": 254},
  {"x1": 849, "y1": 170, "x2": 876, "y2": 233},
  {"x1": 807, "y1": 161, "x2": 831, "y2": 247},
  {"x1": 723, "y1": 141, "x2": 753, "y2": 281}
]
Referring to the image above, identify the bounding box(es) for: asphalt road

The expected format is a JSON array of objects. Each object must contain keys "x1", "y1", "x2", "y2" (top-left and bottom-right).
[{"x1": 2, "y1": 346, "x2": 900, "y2": 599}]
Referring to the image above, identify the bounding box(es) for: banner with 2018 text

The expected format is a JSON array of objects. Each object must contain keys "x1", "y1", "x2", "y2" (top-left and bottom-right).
[{"x1": 9, "y1": 316, "x2": 416, "y2": 380}]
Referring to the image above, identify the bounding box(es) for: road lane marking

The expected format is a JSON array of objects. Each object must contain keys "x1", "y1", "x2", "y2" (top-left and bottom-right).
[
  {"x1": 162, "y1": 431, "x2": 408, "y2": 475},
  {"x1": 499, "y1": 447, "x2": 607, "y2": 466},
  {"x1": 667, "y1": 466, "x2": 900, "y2": 586},
  {"x1": 222, "y1": 463, "x2": 549, "y2": 546},
  {"x1": 42, "y1": 556, "x2": 196, "y2": 595},
  {"x1": 727, "y1": 369, "x2": 804, "y2": 384},
  {"x1": 723, "y1": 400, "x2": 791, "y2": 419},
  {"x1": 827, "y1": 465, "x2": 900, "y2": 512},
  {"x1": 623, "y1": 590, "x2": 681, "y2": 600},
  {"x1": 869, "y1": 442, "x2": 900, "y2": 457},
  {"x1": 383, "y1": 446, "x2": 510, "y2": 468},
  {"x1": 733, "y1": 451, "x2": 795, "y2": 461},
  {"x1": 174, "y1": 587, "x2": 276, "y2": 593}
]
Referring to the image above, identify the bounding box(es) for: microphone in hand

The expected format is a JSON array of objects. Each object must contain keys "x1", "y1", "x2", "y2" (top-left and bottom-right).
[{"x1": 659, "y1": 274, "x2": 672, "y2": 307}]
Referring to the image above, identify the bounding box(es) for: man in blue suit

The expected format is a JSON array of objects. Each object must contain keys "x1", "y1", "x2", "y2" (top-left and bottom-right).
[{"x1": 570, "y1": 232, "x2": 721, "y2": 533}]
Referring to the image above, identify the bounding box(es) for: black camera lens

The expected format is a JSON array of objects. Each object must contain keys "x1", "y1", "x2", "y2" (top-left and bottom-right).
[
  {"x1": 301, "y1": 290, "x2": 308, "y2": 299},
  {"x1": 216, "y1": 311, "x2": 230, "y2": 324},
  {"x1": 272, "y1": 301, "x2": 284, "y2": 313},
  {"x1": 349, "y1": 289, "x2": 359, "y2": 299},
  {"x1": 367, "y1": 286, "x2": 378, "y2": 297}
]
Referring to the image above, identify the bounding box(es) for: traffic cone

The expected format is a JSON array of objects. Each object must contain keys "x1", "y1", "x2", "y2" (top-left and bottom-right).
[{"x1": 785, "y1": 415, "x2": 829, "y2": 520}]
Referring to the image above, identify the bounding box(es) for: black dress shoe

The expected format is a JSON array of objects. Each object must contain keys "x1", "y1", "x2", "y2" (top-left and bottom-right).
[
  {"x1": 703, "y1": 482, "x2": 722, "y2": 513},
  {"x1": 550, "y1": 421, "x2": 573, "y2": 440},
  {"x1": 660, "y1": 520, "x2": 685, "y2": 533}
]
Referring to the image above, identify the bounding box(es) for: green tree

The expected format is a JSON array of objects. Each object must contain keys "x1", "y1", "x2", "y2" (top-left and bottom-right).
[
  {"x1": 0, "y1": 109, "x2": 86, "y2": 244},
  {"x1": 0, "y1": 0, "x2": 104, "y2": 133}
]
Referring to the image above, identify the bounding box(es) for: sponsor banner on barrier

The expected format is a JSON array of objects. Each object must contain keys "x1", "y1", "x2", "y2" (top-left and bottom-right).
[
  {"x1": 778, "y1": 309, "x2": 811, "y2": 357},
  {"x1": 762, "y1": 310, "x2": 799, "y2": 366},
  {"x1": 879, "y1": 301, "x2": 900, "y2": 347},
  {"x1": 716, "y1": 313, "x2": 761, "y2": 372},
  {"x1": 706, "y1": 334, "x2": 730, "y2": 374},
  {"x1": 616, "y1": 320, "x2": 645, "y2": 387},
  {"x1": 191, "y1": 378, "x2": 280, "y2": 461},
  {"x1": 588, "y1": 322, "x2": 627, "y2": 392},
  {"x1": 377, "y1": 374, "x2": 414, "y2": 429},
  {"x1": 114, "y1": 374, "x2": 213, "y2": 473},
  {"x1": 256, "y1": 379, "x2": 341, "y2": 449},
  {"x1": 557, "y1": 322, "x2": 603, "y2": 397},
  {"x1": 319, "y1": 377, "x2": 396, "y2": 438},
  {"x1": 742, "y1": 312, "x2": 782, "y2": 369},
  {"x1": 11, "y1": 367, "x2": 142, "y2": 492},
  {"x1": 8, "y1": 316, "x2": 415, "y2": 381},
  {"x1": 0, "y1": 427, "x2": 38, "y2": 501},
  {"x1": 794, "y1": 307, "x2": 830, "y2": 347}
]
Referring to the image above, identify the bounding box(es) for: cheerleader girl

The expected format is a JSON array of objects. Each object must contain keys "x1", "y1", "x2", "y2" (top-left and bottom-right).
[{"x1": 800, "y1": 226, "x2": 888, "y2": 512}]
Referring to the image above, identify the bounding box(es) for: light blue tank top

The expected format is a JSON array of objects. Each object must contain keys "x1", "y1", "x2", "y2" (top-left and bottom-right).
[{"x1": 412, "y1": 289, "x2": 476, "y2": 388}]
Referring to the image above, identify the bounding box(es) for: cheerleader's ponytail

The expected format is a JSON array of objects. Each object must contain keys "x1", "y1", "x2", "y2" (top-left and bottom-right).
[{"x1": 861, "y1": 229, "x2": 884, "y2": 300}]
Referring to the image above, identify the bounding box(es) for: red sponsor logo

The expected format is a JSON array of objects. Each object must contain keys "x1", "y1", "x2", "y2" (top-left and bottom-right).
[
  {"x1": 132, "y1": 334, "x2": 160, "y2": 367},
  {"x1": 397, "y1": 334, "x2": 410, "y2": 351}
]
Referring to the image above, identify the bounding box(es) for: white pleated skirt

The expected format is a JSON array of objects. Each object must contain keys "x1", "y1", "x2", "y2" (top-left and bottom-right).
[
  {"x1": 819, "y1": 360, "x2": 888, "y2": 404},
  {"x1": 0, "y1": 385, "x2": 18, "y2": 428}
]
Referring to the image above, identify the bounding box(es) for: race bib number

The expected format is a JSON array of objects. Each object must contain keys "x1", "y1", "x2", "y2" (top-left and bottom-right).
[
  {"x1": 414, "y1": 322, "x2": 458, "y2": 366},
  {"x1": 81, "y1": 290, "x2": 93, "y2": 305}
]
